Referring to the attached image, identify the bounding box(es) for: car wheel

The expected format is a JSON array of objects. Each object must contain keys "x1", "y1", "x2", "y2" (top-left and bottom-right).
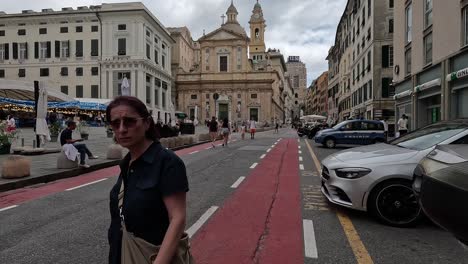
[
  {"x1": 325, "y1": 138, "x2": 336, "y2": 148},
  {"x1": 368, "y1": 180, "x2": 422, "y2": 227}
]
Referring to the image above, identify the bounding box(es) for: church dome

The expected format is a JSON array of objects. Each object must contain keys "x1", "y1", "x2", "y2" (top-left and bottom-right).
[{"x1": 227, "y1": 3, "x2": 238, "y2": 14}]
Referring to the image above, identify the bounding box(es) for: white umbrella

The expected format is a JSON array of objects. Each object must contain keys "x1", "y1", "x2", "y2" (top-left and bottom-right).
[
  {"x1": 35, "y1": 82, "x2": 51, "y2": 146},
  {"x1": 121, "y1": 77, "x2": 130, "y2": 96}
]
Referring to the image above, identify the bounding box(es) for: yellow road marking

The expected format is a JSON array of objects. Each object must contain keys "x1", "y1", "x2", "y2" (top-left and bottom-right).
[{"x1": 304, "y1": 139, "x2": 374, "y2": 264}]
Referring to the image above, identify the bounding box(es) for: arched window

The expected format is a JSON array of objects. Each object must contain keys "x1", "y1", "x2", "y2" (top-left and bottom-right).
[
  {"x1": 295, "y1": 93, "x2": 298, "y2": 98},
  {"x1": 255, "y1": 28, "x2": 260, "y2": 39}
]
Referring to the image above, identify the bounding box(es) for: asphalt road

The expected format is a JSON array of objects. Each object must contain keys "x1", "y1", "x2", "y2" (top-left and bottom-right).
[{"x1": 0, "y1": 129, "x2": 467, "y2": 264}]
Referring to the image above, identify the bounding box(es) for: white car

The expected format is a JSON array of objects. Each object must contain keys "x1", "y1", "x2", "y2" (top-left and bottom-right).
[{"x1": 320, "y1": 120, "x2": 468, "y2": 227}]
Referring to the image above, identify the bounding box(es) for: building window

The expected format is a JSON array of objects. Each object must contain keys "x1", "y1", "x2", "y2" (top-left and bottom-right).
[
  {"x1": 367, "y1": 28, "x2": 371, "y2": 40},
  {"x1": 60, "y1": 27, "x2": 68, "y2": 33},
  {"x1": 381, "y1": 78, "x2": 394, "y2": 98},
  {"x1": 389, "y1": 19, "x2": 394, "y2": 33},
  {"x1": 191, "y1": 95, "x2": 197, "y2": 100},
  {"x1": 237, "y1": 94, "x2": 241, "y2": 99},
  {"x1": 18, "y1": 29, "x2": 26, "y2": 36},
  {"x1": 162, "y1": 55, "x2": 166, "y2": 69},
  {"x1": 118, "y1": 38, "x2": 126, "y2": 55},
  {"x1": 424, "y1": 0, "x2": 433, "y2": 28},
  {"x1": 368, "y1": 0, "x2": 371, "y2": 17},
  {"x1": 389, "y1": 0, "x2": 394, "y2": 8},
  {"x1": 0, "y1": 30, "x2": 4, "y2": 36},
  {"x1": 118, "y1": 24, "x2": 126, "y2": 31},
  {"x1": 39, "y1": 41, "x2": 50, "y2": 59},
  {"x1": 76, "y1": 85, "x2": 83, "y2": 98},
  {"x1": 146, "y1": 82, "x2": 151, "y2": 104},
  {"x1": 91, "y1": 25, "x2": 98, "y2": 32},
  {"x1": 357, "y1": 64, "x2": 361, "y2": 81},
  {"x1": 405, "y1": 48, "x2": 412, "y2": 75},
  {"x1": 154, "y1": 49, "x2": 159, "y2": 64},
  {"x1": 464, "y1": 6, "x2": 468, "y2": 46},
  {"x1": 406, "y1": 4, "x2": 412, "y2": 43},
  {"x1": 91, "y1": 39, "x2": 99, "y2": 56},
  {"x1": 146, "y1": 30, "x2": 151, "y2": 37},
  {"x1": 382, "y1": 45, "x2": 394, "y2": 68},
  {"x1": 76, "y1": 26, "x2": 83, "y2": 33},
  {"x1": 251, "y1": 94, "x2": 257, "y2": 99},
  {"x1": 146, "y1": 44, "x2": 151, "y2": 59},
  {"x1": 219, "y1": 56, "x2": 228, "y2": 72},
  {"x1": 424, "y1": 33, "x2": 433, "y2": 65},
  {"x1": 205, "y1": 48, "x2": 210, "y2": 71},
  {"x1": 18, "y1": 68, "x2": 25, "y2": 77},
  {"x1": 76, "y1": 67, "x2": 83, "y2": 76},
  {"x1": 295, "y1": 93, "x2": 298, "y2": 98},
  {"x1": 60, "y1": 67, "x2": 68, "y2": 76},
  {"x1": 293, "y1": 76, "x2": 299, "y2": 88},
  {"x1": 61, "y1": 85, "x2": 68, "y2": 95},
  {"x1": 39, "y1": 28, "x2": 47, "y2": 34},
  {"x1": 237, "y1": 46, "x2": 242, "y2": 70},
  {"x1": 91, "y1": 67, "x2": 98, "y2": 76},
  {"x1": 61, "y1": 41, "x2": 69, "y2": 58},
  {"x1": 91, "y1": 85, "x2": 99, "y2": 98},
  {"x1": 40, "y1": 68, "x2": 49, "y2": 77},
  {"x1": 0, "y1": 69, "x2": 6, "y2": 78},
  {"x1": 76, "y1": 40, "x2": 83, "y2": 57},
  {"x1": 19, "y1": 42, "x2": 27, "y2": 60},
  {"x1": 367, "y1": 51, "x2": 371, "y2": 71}
]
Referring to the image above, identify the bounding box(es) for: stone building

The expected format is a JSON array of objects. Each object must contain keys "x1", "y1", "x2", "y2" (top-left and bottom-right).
[
  {"x1": 0, "y1": 3, "x2": 175, "y2": 122},
  {"x1": 175, "y1": 1, "x2": 289, "y2": 125},
  {"x1": 327, "y1": 0, "x2": 395, "y2": 128},
  {"x1": 393, "y1": 0, "x2": 468, "y2": 129},
  {"x1": 286, "y1": 56, "x2": 307, "y2": 119}
]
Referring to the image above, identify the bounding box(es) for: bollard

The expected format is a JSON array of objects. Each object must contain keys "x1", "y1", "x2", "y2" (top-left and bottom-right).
[
  {"x1": 32, "y1": 140, "x2": 36, "y2": 149},
  {"x1": 21, "y1": 138, "x2": 24, "y2": 147}
]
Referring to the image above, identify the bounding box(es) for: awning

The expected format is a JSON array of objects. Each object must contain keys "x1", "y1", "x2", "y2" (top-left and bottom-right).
[
  {"x1": 74, "y1": 98, "x2": 111, "y2": 110},
  {"x1": 0, "y1": 97, "x2": 107, "y2": 110},
  {"x1": 0, "y1": 79, "x2": 75, "y2": 102},
  {"x1": 394, "y1": 90, "x2": 413, "y2": 100},
  {"x1": 447, "y1": 67, "x2": 468, "y2": 82},
  {"x1": 414, "y1": 78, "x2": 441, "y2": 93}
]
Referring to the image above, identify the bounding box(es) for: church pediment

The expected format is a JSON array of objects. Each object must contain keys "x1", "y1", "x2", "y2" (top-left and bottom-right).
[{"x1": 205, "y1": 30, "x2": 242, "y2": 40}]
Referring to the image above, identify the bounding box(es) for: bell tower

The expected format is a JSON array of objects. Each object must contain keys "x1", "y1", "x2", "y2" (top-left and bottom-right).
[{"x1": 249, "y1": 0, "x2": 266, "y2": 61}]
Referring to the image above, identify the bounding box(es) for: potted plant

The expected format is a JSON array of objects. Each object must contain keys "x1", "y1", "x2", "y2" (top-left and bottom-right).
[
  {"x1": 77, "y1": 122, "x2": 90, "y2": 140},
  {"x1": 0, "y1": 121, "x2": 17, "y2": 154},
  {"x1": 49, "y1": 121, "x2": 62, "y2": 142}
]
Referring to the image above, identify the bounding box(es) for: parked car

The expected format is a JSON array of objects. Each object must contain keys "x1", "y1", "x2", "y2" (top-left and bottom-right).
[
  {"x1": 315, "y1": 120, "x2": 385, "y2": 148},
  {"x1": 413, "y1": 144, "x2": 468, "y2": 245},
  {"x1": 320, "y1": 119, "x2": 468, "y2": 227}
]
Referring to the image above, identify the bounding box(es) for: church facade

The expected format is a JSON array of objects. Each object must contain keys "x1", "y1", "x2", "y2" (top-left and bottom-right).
[{"x1": 175, "y1": 1, "x2": 290, "y2": 125}]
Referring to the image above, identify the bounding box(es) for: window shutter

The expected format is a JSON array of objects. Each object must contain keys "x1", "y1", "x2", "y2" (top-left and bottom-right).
[
  {"x1": 46, "y1": 41, "x2": 51, "y2": 58},
  {"x1": 34, "y1": 42, "x2": 38, "y2": 59},
  {"x1": 382, "y1": 78, "x2": 390, "y2": 98},
  {"x1": 67, "y1": 40, "x2": 70, "y2": 57},
  {"x1": 4, "y1": 43, "x2": 9, "y2": 60},
  {"x1": 382, "y1": 45, "x2": 389, "y2": 68},
  {"x1": 24, "y1": 42, "x2": 28, "y2": 59},
  {"x1": 12, "y1": 42, "x2": 18, "y2": 59},
  {"x1": 55, "y1": 41, "x2": 60, "y2": 57}
]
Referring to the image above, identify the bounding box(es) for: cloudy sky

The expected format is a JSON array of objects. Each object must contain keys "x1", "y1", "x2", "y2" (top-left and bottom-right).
[{"x1": 1, "y1": 0, "x2": 347, "y2": 86}]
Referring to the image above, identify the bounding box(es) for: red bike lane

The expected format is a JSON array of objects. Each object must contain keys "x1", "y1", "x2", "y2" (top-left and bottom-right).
[{"x1": 190, "y1": 138, "x2": 303, "y2": 264}]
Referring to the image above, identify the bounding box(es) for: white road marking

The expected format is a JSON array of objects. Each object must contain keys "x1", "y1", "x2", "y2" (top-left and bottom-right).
[
  {"x1": 267, "y1": 148, "x2": 272, "y2": 153},
  {"x1": 260, "y1": 154, "x2": 266, "y2": 159},
  {"x1": 66, "y1": 178, "x2": 108, "y2": 191},
  {"x1": 298, "y1": 139, "x2": 300, "y2": 143},
  {"x1": 300, "y1": 164, "x2": 305, "y2": 170},
  {"x1": 250, "y1": 163, "x2": 258, "y2": 169},
  {"x1": 299, "y1": 157, "x2": 303, "y2": 161},
  {"x1": 231, "y1": 177, "x2": 246, "y2": 188},
  {"x1": 186, "y1": 206, "x2": 219, "y2": 238},
  {"x1": 0, "y1": 205, "x2": 18, "y2": 212},
  {"x1": 205, "y1": 147, "x2": 212, "y2": 150},
  {"x1": 189, "y1": 150, "x2": 200, "y2": 154},
  {"x1": 299, "y1": 150, "x2": 302, "y2": 154},
  {"x1": 217, "y1": 144, "x2": 223, "y2": 146},
  {"x1": 303, "y1": 219, "x2": 318, "y2": 258},
  {"x1": 271, "y1": 145, "x2": 276, "y2": 148},
  {"x1": 298, "y1": 146, "x2": 302, "y2": 149}
]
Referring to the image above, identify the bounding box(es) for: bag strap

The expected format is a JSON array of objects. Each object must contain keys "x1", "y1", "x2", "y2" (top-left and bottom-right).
[{"x1": 118, "y1": 176, "x2": 125, "y2": 225}]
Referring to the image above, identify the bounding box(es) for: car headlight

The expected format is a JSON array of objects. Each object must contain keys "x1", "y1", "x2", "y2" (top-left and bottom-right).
[{"x1": 335, "y1": 168, "x2": 372, "y2": 179}]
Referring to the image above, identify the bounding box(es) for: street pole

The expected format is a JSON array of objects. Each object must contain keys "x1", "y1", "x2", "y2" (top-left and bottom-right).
[{"x1": 34, "y1": 81, "x2": 40, "y2": 148}]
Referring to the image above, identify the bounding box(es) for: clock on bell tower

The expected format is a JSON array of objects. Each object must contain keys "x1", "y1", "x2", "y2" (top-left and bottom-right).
[{"x1": 249, "y1": 0, "x2": 266, "y2": 61}]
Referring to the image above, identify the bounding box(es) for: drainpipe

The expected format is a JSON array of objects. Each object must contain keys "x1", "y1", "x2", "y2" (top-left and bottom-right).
[{"x1": 95, "y1": 10, "x2": 103, "y2": 99}]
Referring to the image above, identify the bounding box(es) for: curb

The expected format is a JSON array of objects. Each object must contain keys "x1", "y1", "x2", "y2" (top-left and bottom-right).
[{"x1": 0, "y1": 141, "x2": 211, "y2": 193}]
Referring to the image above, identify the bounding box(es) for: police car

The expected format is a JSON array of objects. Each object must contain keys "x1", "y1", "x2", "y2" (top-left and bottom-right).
[{"x1": 314, "y1": 120, "x2": 385, "y2": 148}]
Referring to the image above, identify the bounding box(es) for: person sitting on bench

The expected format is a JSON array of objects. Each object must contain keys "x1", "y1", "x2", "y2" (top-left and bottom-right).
[{"x1": 60, "y1": 121, "x2": 98, "y2": 168}]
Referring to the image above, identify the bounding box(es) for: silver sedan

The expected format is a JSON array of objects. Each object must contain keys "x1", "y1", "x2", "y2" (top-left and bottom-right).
[{"x1": 320, "y1": 120, "x2": 468, "y2": 227}]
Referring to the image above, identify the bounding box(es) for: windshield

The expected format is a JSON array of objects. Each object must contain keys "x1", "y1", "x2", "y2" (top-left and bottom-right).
[
  {"x1": 391, "y1": 124, "x2": 467, "y2": 150},
  {"x1": 332, "y1": 121, "x2": 348, "y2": 130}
]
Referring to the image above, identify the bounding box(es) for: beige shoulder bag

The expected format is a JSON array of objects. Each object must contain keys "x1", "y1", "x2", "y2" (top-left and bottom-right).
[{"x1": 118, "y1": 179, "x2": 195, "y2": 264}]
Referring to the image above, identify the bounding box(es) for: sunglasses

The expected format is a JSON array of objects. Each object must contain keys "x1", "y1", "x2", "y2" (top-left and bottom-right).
[{"x1": 109, "y1": 117, "x2": 146, "y2": 129}]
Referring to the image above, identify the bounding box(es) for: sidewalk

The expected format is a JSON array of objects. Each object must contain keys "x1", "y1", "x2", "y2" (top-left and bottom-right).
[{"x1": 0, "y1": 126, "x2": 212, "y2": 193}]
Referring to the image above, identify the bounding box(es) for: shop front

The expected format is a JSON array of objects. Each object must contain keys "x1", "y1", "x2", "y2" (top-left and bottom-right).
[
  {"x1": 447, "y1": 51, "x2": 468, "y2": 119},
  {"x1": 394, "y1": 79, "x2": 413, "y2": 130},
  {"x1": 414, "y1": 65, "x2": 442, "y2": 129}
]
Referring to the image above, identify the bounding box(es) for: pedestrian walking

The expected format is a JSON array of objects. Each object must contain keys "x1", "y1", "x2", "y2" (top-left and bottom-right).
[
  {"x1": 221, "y1": 118, "x2": 230, "y2": 147},
  {"x1": 275, "y1": 122, "x2": 279, "y2": 134},
  {"x1": 208, "y1": 116, "x2": 218, "y2": 148},
  {"x1": 60, "y1": 121, "x2": 99, "y2": 168},
  {"x1": 240, "y1": 121, "x2": 246, "y2": 140},
  {"x1": 249, "y1": 118, "x2": 257, "y2": 139},
  {"x1": 397, "y1": 114, "x2": 408, "y2": 137},
  {"x1": 381, "y1": 118, "x2": 389, "y2": 142},
  {"x1": 107, "y1": 96, "x2": 192, "y2": 264}
]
